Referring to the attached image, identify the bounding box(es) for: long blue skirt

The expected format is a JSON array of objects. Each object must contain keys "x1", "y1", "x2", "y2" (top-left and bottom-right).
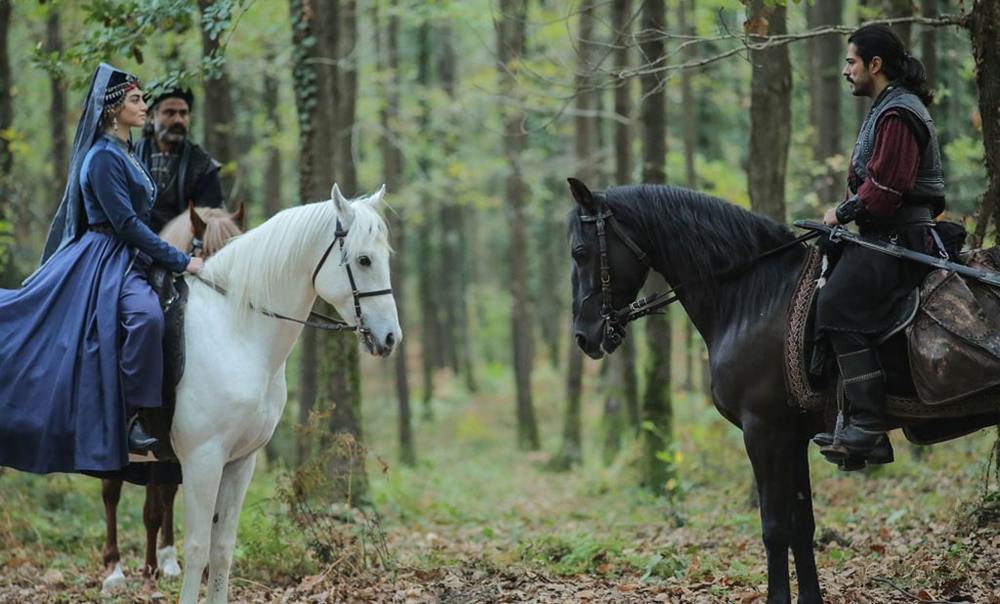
[{"x1": 0, "y1": 231, "x2": 160, "y2": 474}]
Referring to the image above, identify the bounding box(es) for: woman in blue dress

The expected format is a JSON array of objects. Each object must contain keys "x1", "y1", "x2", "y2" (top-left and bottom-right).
[{"x1": 0, "y1": 64, "x2": 203, "y2": 474}]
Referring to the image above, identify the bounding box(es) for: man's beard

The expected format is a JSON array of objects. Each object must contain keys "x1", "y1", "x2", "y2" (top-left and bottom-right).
[{"x1": 157, "y1": 125, "x2": 187, "y2": 144}]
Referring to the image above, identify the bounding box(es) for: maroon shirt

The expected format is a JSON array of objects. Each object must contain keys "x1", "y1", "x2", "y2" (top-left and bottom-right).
[{"x1": 853, "y1": 110, "x2": 921, "y2": 218}]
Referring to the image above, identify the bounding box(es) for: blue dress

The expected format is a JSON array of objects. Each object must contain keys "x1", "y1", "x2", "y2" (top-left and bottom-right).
[{"x1": 0, "y1": 134, "x2": 189, "y2": 474}]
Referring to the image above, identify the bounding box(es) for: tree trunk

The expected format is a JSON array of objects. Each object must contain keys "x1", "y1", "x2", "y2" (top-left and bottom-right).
[
  {"x1": 289, "y1": 0, "x2": 338, "y2": 467},
  {"x1": 262, "y1": 64, "x2": 283, "y2": 218},
  {"x1": 809, "y1": 0, "x2": 843, "y2": 205},
  {"x1": 639, "y1": 0, "x2": 675, "y2": 497},
  {"x1": 415, "y1": 22, "x2": 438, "y2": 417},
  {"x1": 886, "y1": 0, "x2": 914, "y2": 47},
  {"x1": 197, "y1": 0, "x2": 236, "y2": 199},
  {"x1": 321, "y1": 0, "x2": 367, "y2": 503},
  {"x1": 0, "y1": 0, "x2": 10, "y2": 286},
  {"x1": 601, "y1": 0, "x2": 636, "y2": 456},
  {"x1": 497, "y1": 0, "x2": 539, "y2": 451},
  {"x1": 375, "y1": 0, "x2": 415, "y2": 467},
  {"x1": 747, "y1": 0, "x2": 791, "y2": 223},
  {"x1": 47, "y1": 9, "x2": 67, "y2": 206},
  {"x1": 968, "y1": 0, "x2": 1000, "y2": 246}
]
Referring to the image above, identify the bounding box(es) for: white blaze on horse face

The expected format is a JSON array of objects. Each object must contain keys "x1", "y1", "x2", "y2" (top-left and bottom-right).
[{"x1": 314, "y1": 190, "x2": 402, "y2": 356}]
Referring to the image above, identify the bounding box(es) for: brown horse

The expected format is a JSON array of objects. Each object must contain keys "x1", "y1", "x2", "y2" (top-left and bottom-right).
[{"x1": 101, "y1": 203, "x2": 244, "y2": 593}]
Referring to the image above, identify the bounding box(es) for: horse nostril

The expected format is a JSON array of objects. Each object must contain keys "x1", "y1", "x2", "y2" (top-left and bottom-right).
[
  {"x1": 385, "y1": 332, "x2": 395, "y2": 348},
  {"x1": 575, "y1": 334, "x2": 586, "y2": 349}
]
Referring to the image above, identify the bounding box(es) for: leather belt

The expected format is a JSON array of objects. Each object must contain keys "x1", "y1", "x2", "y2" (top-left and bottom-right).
[
  {"x1": 87, "y1": 223, "x2": 115, "y2": 235},
  {"x1": 892, "y1": 205, "x2": 934, "y2": 227}
]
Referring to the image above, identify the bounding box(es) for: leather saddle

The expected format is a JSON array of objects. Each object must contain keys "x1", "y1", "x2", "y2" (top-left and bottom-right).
[{"x1": 784, "y1": 246, "x2": 1000, "y2": 446}]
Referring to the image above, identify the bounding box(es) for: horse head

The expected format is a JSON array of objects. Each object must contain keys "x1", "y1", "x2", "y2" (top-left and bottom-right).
[
  {"x1": 162, "y1": 203, "x2": 245, "y2": 258},
  {"x1": 314, "y1": 183, "x2": 401, "y2": 357},
  {"x1": 566, "y1": 177, "x2": 650, "y2": 359}
]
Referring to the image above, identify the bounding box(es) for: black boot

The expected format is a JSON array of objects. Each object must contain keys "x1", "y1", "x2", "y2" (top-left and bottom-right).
[
  {"x1": 813, "y1": 347, "x2": 889, "y2": 465},
  {"x1": 812, "y1": 430, "x2": 894, "y2": 470},
  {"x1": 127, "y1": 414, "x2": 159, "y2": 454}
]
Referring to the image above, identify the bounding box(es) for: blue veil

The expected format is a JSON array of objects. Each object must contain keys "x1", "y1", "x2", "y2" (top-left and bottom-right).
[{"x1": 36, "y1": 64, "x2": 118, "y2": 269}]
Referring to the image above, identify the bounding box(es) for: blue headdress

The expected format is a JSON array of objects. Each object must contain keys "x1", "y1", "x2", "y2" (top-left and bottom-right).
[{"x1": 33, "y1": 64, "x2": 139, "y2": 274}]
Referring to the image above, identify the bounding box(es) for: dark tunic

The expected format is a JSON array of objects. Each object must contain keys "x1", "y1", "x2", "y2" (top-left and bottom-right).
[
  {"x1": 816, "y1": 85, "x2": 945, "y2": 335},
  {"x1": 134, "y1": 137, "x2": 224, "y2": 233},
  {"x1": 0, "y1": 135, "x2": 188, "y2": 474}
]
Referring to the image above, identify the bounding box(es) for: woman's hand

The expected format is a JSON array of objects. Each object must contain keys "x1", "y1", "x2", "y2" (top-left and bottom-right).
[{"x1": 185, "y1": 257, "x2": 205, "y2": 274}]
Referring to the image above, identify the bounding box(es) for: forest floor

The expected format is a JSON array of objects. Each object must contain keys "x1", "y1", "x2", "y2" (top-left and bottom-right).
[{"x1": 2, "y1": 362, "x2": 1000, "y2": 603}]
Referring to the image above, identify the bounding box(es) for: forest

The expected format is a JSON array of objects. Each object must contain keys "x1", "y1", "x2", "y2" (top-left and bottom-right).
[{"x1": 1, "y1": 0, "x2": 1000, "y2": 602}]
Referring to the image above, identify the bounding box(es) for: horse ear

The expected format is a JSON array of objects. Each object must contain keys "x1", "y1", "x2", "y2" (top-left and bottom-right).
[
  {"x1": 188, "y1": 201, "x2": 207, "y2": 239},
  {"x1": 330, "y1": 183, "x2": 354, "y2": 224},
  {"x1": 568, "y1": 178, "x2": 597, "y2": 212},
  {"x1": 366, "y1": 184, "x2": 386, "y2": 207},
  {"x1": 231, "y1": 202, "x2": 246, "y2": 230}
]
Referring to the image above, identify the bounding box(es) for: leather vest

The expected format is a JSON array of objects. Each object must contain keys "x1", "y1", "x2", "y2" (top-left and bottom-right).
[{"x1": 850, "y1": 85, "x2": 945, "y2": 210}]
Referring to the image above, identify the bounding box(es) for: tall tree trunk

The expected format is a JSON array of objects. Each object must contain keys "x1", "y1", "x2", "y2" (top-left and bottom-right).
[
  {"x1": 809, "y1": 0, "x2": 843, "y2": 205},
  {"x1": 415, "y1": 22, "x2": 438, "y2": 418},
  {"x1": 289, "y1": 0, "x2": 337, "y2": 467},
  {"x1": 198, "y1": 0, "x2": 236, "y2": 199},
  {"x1": 47, "y1": 9, "x2": 67, "y2": 206},
  {"x1": 262, "y1": 63, "x2": 283, "y2": 218},
  {"x1": 968, "y1": 0, "x2": 1000, "y2": 246},
  {"x1": 601, "y1": 0, "x2": 637, "y2": 456},
  {"x1": 375, "y1": 0, "x2": 415, "y2": 466},
  {"x1": 639, "y1": 0, "x2": 675, "y2": 497},
  {"x1": 747, "y1": 0, "x2": 791, "y2": 222},
  {"x1": 496, "y1": 0, "x2": 539, "y2": 451},
  {"x1": 886, "y1": 0, "x2": 914, "y2": 47},
  {"x1": 0, "y1": 0, "x2": 11, "y2": 286},
  {"x1": 322, "y1": 0, "x2": 367, "y2": 503}
]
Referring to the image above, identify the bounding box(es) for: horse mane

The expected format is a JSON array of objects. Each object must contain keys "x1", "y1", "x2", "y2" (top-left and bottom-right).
[
  {"x1": 603, "y1": 185, "x2": 800, "y2": 313},
  {"x1": 199, "y1": 196, "x2": 389, "y2": 324},
  {"x1": 159, "y1": 207, "x2": 243, "y2": 257}
]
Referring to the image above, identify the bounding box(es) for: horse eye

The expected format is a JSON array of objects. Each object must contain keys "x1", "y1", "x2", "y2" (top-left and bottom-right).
[
  {"x1": 359, "y1": 256, "x2": 372, "y2": 267},
  {"x1": 572, "y1": 247, "x2": 588, "y2": 262}
]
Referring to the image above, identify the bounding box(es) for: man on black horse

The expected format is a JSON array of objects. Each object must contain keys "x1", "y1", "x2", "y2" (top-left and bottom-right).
[
  {"x1": 135, "y1": 88, "x2": 225, "y2": 234},
  {"x1": 812, "y1": 24, "x2": 946, "y2": 468}
]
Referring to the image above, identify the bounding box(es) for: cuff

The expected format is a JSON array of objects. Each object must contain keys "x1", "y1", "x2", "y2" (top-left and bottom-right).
[{"x1": 835, "y1": 195, "x2": 863, "y2": 225}]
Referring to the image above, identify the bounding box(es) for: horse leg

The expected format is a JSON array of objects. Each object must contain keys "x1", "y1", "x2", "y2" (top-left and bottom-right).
[
  {"x1": 788, "y1": 438, "x2": 822, "y2": 604},
  {"x1": 100, "y1": 479, "x2": 127, "y2": 593},
  {"x1": 178, "y1": 450, "x2": 225, "y2": 604},
  {"x1": 205, "y1": 454, "x2": 257, "y2": 604},
  {"x1": 744, "y1": 423, "x2": 797, "y2": 604},
  {"x1": 142, "y1": 484, "x2": 164, "y2": 579},
  {"x1": 157, "y1": 482, "x2": 182, "y2": 578}
]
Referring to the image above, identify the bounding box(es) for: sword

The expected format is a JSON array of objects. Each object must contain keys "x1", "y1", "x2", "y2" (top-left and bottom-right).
[{"x1": 793, "y1": 219, "x2": 1000, "y2": 289}]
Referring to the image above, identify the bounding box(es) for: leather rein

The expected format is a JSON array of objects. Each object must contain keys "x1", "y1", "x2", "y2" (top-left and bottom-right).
[
  {"x1": 578, "y1": 204, "x2": 819, "y2": 346},
  {"x1": 194, "y1": 218, "x2": 393, "y2": 334}
]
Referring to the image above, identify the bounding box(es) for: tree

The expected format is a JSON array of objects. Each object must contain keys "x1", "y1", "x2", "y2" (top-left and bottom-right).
[
  {"x1": 808, "y1": 0, "x2": 844, "y2": 205},
  {"x1": 747, "y1": 0, "x2": 791, "y2": 223},
  {"x1": 638, "y1": 0, "x2": 675, "y2": 496},
  {"x1": 967, "y1": 0, "x2": 1000, "y2": 245},
  {"x1": 46, "y1": 7, "x2": 67, "y2": 206},
  {"x1": 496, "y1": 0, "x2": 539, "y2": 451},
  {"x1": 198, "y1": 0, "x2": 237, "y2": 199},
  {"x1": 262, "y1": 60, "x2": 283, "y2": 219},
  {"x1": 0, "y1": 0, "x2": 11, "y2": 287},
  {"x1": 375, "y1": 0, "x2": 415, "y2": 467}
]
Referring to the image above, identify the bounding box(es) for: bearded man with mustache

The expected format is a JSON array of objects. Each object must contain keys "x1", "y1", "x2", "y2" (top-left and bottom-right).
[{"x1": 135, "y1": 89, "x2": 225, "y2": 233}]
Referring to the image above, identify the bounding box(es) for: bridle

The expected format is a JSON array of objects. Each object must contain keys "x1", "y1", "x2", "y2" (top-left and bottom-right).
[
  {"x1": 195, "y1": 219, "x2": 394, "y2": 338},
  {"x1": 309, "y1": 219, "x2": 394, "y2": 339},
  {"x1": 577, "y1": 202, "x2": 819, "y2": 346},
  {"x1": 578, "y1": 204, "x2": 672, "y2": 347}
]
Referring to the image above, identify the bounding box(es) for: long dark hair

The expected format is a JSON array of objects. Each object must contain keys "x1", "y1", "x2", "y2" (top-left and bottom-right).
[{"x1": 848, "y1": 23, "x2": 934, "y2": 106}]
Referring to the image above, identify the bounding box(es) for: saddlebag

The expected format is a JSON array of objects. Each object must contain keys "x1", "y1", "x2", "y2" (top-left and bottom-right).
[{"x1": 907, "y1": 247, "x2": 1000, "y2": 404}]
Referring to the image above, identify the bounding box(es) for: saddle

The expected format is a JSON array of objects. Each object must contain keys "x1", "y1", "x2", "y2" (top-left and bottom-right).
[{"x1": 784, "y1": 245, "x2": 1000, "y2": 443}]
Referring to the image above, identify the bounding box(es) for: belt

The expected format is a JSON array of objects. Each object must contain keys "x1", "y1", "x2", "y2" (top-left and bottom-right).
[
  {"x1": 892, "y1": 205, "x2": 934, "y2": 227},
  {"x1": 87, "y1": 223, "x2": 115, "y2": 235}
]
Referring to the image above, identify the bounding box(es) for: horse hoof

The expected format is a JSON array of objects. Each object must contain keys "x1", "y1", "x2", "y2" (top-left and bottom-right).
[
  {"x1": 101, "y1": 561, "x2": 127, "y2": 593},
  {"x1": 157, "y1": 546, "x2": 181, "y2": 578}
]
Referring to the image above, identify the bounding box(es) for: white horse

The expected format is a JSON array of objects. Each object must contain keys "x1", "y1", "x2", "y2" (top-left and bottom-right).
[{"x1": 172, "y1": 184, "x2": 401, "y2": 604}]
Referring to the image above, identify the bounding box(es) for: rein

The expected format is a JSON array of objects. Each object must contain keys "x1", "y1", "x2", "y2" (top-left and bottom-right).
[
  {"x1": 579, "y1": 204, "x2": 820, "y2": 344},
  {"x1": 194, "y1": 219, "x2": 393, "y2": 333}
]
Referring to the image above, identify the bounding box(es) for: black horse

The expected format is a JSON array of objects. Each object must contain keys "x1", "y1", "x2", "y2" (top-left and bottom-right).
[{"x1": 567, "y1": 178, "x2": 977, "y2": 602}]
